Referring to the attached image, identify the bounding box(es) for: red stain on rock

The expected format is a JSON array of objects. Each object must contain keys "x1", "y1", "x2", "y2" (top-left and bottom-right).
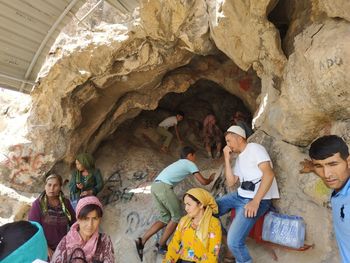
[{"x1": 239, "y1": 78, "x2": 251, "y2": 91}]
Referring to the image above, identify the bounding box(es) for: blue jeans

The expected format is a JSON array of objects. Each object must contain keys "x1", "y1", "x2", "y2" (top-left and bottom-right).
[{"x1": 216, "y1": 192, "x2": 271, "y2": 263}]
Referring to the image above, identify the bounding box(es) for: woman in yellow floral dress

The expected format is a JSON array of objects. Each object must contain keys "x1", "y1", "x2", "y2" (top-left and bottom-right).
[{"x1": 163, "y1": 188, "x2": 222, "y2": 263}]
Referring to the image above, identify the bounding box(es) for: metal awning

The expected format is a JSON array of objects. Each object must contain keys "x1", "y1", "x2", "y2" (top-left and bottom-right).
[{"x1": 0, "y1": 0, "x2": 138, "y2": 94}]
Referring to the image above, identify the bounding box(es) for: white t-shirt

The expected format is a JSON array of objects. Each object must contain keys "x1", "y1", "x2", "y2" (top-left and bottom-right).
[
  {"x1": 234, "y1": 143, "x2": 280, "y2": 199},
  {"x1": 158, "y1": 116, "x2": 178, "y2": 129}
]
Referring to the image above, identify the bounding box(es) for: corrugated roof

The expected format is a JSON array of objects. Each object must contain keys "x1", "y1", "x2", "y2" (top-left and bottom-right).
[
  {"x1": 107, "y1": 0, "x2": 139, "y2": 13},
  {"x1": 0, "y1": 0, "x2": 139, "y2": 94}
]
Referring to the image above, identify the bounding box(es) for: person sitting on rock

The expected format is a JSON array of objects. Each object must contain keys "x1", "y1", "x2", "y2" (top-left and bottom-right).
[
  {"x1": 300, "y1": 135, "x2": 350, "y2": 263},
  {"x1": 157, "y1": 111, "x2": 184, "y2": 153},
  {"x1": 231, "y1": 111, "x2": 253, "y2": 138},
  {"x1": 202, "y1": 114, "x2": 223, "y2": 158},
  {"x1": 51, "y1": 196, "x2": 115, "y2": 263},
  {"x1": 164, "y1": 188, "x2": 222, "y2": 263},
  {"x1": 28, "y1": 174, "x2": 76, "y2": 260},
  {"x1": 135, "y1": 146, "x2": 215, "y2": 261},
  {"x1": 69, "y1": 153, "x2": 104, "y2": 210},
  {"x1": 216, "y1": 126, "x2": 279, "y2": 263},
  {"x1": 0, "y1": 221, "x2": 48, "y2": 263}
]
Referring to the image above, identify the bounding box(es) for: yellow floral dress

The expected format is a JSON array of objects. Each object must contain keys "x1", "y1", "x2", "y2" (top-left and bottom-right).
[{"x1": 163, "y1": 216, "x2": 222, "y2": 263}]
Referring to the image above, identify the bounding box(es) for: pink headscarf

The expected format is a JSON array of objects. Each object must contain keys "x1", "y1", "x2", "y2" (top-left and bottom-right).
[{"x1": 65, "y1": 196, "x2": 103, "y2": 262}]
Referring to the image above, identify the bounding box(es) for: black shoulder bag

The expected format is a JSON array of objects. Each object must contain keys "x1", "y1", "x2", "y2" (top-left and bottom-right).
[{"x1": 69, "y1": 234, "x2": 103, "y2": 263}]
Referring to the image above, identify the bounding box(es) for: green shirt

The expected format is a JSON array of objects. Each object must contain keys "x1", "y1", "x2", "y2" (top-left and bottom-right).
[{"x1": 69, "y1": 169, "x2": 103, "y2": 200}]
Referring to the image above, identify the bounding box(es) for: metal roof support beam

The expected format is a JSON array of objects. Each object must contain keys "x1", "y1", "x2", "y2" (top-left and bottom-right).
[
  {"x1": 20, "y1": 0, "x2": 82, "y2": 92},
  {"x1": 0, "y1": 72, "x2": 35, "y2": 85},
  {"x1": 116, "y1": 0, "x2": 130, "y2": 12},
  {"x1": 77, "y1": 0, "x2": 104, "y2": 24}
]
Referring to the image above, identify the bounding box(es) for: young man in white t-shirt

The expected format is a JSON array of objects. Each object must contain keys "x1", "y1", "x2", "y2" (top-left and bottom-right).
[
  {"x1": 157, "y1": 111, "x2": 184, "y2": 153},
  {"x1": 216, "y1": 125, "x2": 279, "y2": 263}
]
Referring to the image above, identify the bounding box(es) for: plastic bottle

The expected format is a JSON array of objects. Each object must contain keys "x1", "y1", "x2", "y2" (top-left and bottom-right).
[
  {"x1": 262, "y1": 212, "x2": 305, "y2": 248},
  {"x1": 262, "y1": 212, "x2": 272, "y2": 241}
]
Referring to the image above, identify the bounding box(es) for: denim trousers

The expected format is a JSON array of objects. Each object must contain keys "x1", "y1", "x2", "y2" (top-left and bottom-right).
[{"x1": 216, "y1": 192, "x2": 271, "y2": 263}]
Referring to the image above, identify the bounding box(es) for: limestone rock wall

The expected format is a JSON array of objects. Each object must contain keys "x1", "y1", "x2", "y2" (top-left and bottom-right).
[
  {"x1": 1, "y1": 0, "x2": 350, "y2": 262},
  {"x1": 256, "y1": 19, "x2": 350, "y2": 145},
  {"x1": 207, "y1": 0, "x2": 287, "y2": 77}
]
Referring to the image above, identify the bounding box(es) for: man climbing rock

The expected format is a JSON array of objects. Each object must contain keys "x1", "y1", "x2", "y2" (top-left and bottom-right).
[
  {"x1": 135, "y1": 146, "x2": 215, "y2": 261},
  {"x1": 156, "y1": 111, "x2": 184, "y2": 153}
]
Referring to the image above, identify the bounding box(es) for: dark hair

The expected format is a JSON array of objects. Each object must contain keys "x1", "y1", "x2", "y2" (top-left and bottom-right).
[
  {"x1": 309, "y1": 135, "x2": 349, "y2": 160},
  {"x1": 78, "y1": 204, "x2": 103, "y2": 219},
  {"x1": 0, "y1": 221, "x2": 38, "y2": 260},
  {"x1": 183, "y1": 193, "x2": 201, "y2": 205},
  {"x1": 176, "y1": 111, "x2": 184, "y2": 117},
  {"x1": 183, "y1": 193, "x2": 206, "y2": 210},
  {"x1": 180, "y1": 146, "x2": 196, "y2": 159},
  {"x1": 45, "y1": 174, "x2": 63, "y2": 186}
]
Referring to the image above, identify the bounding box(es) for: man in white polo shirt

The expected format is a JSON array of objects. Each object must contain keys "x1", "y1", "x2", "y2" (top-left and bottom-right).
[{"x1": 216, "y1": 125, "x2": 279, "y2": 263}]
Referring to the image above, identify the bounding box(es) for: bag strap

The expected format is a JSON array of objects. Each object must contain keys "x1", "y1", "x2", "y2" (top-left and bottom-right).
[
  {"x1": 92, "y1": 233, "x2": 103, "y2": 262},
  {"x1": 253, "y1": 179, "x2": 261, "y2": 185},
  {"x1": 241, "y1": 178, "x2": 261, "y2": 184},
  {"x1": 69, "y1": 247, "x2": 88, "y2": 263}
]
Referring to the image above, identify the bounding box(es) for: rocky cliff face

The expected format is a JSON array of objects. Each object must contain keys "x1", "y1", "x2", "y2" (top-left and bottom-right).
[{"x1": 1, "y1": 0, "x2": 349, "y2": 262}]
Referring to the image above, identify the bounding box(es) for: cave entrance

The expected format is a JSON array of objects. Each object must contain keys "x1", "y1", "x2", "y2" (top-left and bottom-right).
[{"x1": 108, "y1": 78, "x2": 253, "y2": 160}]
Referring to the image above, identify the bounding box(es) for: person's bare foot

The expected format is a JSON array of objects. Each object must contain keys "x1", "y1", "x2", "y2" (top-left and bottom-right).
[{"x1": 160, "y1": 146, "x2": 169, "y2": 153}]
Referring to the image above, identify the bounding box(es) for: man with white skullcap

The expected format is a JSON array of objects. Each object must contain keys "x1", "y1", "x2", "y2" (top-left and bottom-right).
[{"x1": 216, "y1": 126, "x2": 280, "y2": 263}]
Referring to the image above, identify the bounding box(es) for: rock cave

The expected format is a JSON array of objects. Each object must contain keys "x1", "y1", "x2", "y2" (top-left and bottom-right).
[{"x1": 0, "y1": 0, "x2": 350, "y2": 262}]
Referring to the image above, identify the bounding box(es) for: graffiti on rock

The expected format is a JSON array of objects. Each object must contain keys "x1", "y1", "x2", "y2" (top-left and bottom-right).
[
  {"x1": 100, "y1": 169, "x2": 134, "y2": 205},
  {"x1": 100, "y1": 168, "x2": 156, "y2": 205},
  {"x1": 319, "y1": 56, "x2": 343, "y2": 71},
  {"x1": 126, "y1": 211, "x2": 158, "y2": 234}
]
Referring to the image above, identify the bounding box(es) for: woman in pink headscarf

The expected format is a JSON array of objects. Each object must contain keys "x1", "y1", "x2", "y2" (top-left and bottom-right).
[
  {"x1": 50, "y1": 196, "x2": 115, "y2": 263},
  {"x1": 202, "y1": 114, "x2": 223, "y2": 159}
]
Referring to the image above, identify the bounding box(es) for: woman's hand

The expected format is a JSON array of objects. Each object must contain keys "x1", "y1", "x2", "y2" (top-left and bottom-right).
[
  {"x1": 76, "y1": 183, "x2": 84, "y2": 189},
  {"x1": 80, "y1": 189, "x2": 93, "y2": 197},
  {"x1": 48, "y1": 247, "x2": 54, "y2": 260}
]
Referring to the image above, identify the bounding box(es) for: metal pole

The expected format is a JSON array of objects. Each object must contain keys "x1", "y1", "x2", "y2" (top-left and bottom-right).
[
  {"x1": 77, "y1": 0, "x2": 104, "y2": 24},
  {"x1": 20, "y1": 0, "x2": 82, "y2": 92}
]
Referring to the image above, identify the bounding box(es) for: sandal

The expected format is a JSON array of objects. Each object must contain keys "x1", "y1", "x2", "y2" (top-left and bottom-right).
[
  {"x1": 135, "y1": 237, "x2": 144, "y2": 261},
  {"x1": 155, "y1": 243, "x2": 168, "y2": 255},
  {"x1": 223, "y1": 256, "x2": 236, "y2": 263}
]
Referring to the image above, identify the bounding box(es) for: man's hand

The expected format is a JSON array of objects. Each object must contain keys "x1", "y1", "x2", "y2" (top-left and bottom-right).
[
  {"x1": 244, "y1": 199, "x2": 260, "y2": 218},
  {"x1": 76, "y1": 183, "x2": 84, "y2": 189},
  {"x1": 223, "y1": 145, "x2": 232, "y2": 159},
  {"x1": 209, "y1": 173, "x2": 216, "y2": 183},
  {"x1": 299, "y1": 159, "x2": 314, "y2": 173}
]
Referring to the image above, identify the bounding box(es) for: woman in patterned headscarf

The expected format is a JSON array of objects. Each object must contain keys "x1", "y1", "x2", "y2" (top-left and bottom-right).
[
  {"x1": 28, "y1": 174, "x2": 76, "y2": 260},
  {"x1": 164, "y1": 188, "x2": 222, "y2": 263},
  {"x1": 69, "y1": 153, "x2": 104, "y2": 209}
]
